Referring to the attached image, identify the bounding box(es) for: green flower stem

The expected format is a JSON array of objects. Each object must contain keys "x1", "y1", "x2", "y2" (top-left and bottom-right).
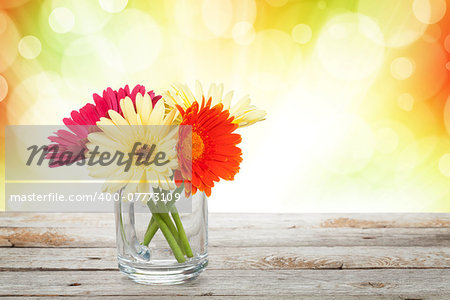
[
  {"x1": 159, "y1": 212, "x2": 186, "y2": 255},
  {"x1": 147, "y1": 202, "x2": 185, "y2": 263},
  {"x1": 152, "y1": 213, "x2": 186, "y2": 263},
  {"x1": 155, "y1": 196, "x2": 186, "y2": 254},
  {"x1": 142, "y1": 217, "x2": 158, "y2": 246},
  {"x1": 141, "y1": 200, "x2": 185, "y2": 250},
  {"x1": 171, "y1": 206, "x2": 193, "y2": 258}
]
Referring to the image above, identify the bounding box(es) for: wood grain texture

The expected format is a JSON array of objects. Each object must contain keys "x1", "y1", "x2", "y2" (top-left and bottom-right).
[
  {"x1": 0, "y1": 269, "x2": 448, "y2": 297},
  {"x1": 0, "y1": 246, "x2": 449, "y2": 270},
  {"x1": 1, "y1": 226, "x2": 449, "y2": 248},
  {"x1": 0, "y1": 213, "x2": 448, "y2": 298}
]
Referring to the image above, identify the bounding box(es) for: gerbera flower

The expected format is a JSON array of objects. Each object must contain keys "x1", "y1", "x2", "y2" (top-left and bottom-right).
[
  {"x1": 163, "y1": 81, "x2": 266, "y2": 128},
  {"x1": 47, "y1": 85, "x2": 161, "y2": 167},
  {"x1": 176, "y1": 97, "x2": 242, "y2": 197},
  {"x1": 86, "y1": 93, "x2": 178, "y2": 194}
]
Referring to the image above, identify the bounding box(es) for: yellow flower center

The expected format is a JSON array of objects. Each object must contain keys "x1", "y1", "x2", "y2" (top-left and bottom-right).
[
  {"x1": 192, "y1": 132, "x2": 204, "y2": 161},
  {"x1": 136, "y1": 144, "x2": 154, "y2": 159}
]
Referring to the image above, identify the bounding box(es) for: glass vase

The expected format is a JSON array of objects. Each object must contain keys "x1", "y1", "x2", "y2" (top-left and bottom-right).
[{"x1": 115, "y1": 188, "x2": 208, "y2": 285}]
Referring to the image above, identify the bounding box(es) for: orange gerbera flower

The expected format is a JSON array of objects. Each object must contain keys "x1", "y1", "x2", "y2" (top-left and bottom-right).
[{"x1": 176, "y1": 97, "x2": 242, "y2": 196}]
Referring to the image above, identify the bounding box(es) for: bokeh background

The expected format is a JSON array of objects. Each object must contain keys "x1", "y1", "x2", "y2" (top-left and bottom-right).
[{"x1": 0, "y1": 0, "x2": 449, "y2": 212}]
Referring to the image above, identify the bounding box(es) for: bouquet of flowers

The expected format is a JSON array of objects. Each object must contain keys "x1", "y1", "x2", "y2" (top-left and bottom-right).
[{"x1": 47, "y1": 82, "x2": 266, "y2": 263}]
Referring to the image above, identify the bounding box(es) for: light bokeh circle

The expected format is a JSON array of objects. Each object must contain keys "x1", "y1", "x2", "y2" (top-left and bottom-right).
[
  {"x1": 38, "y1": 2, "x2": 75, "y2": 54},
  {"x1": 49, "y1": 0, "x2": 111, "y2": 35},
  {"x1": 18, "y1": 35, "x2": 42, "y2": 59},
  {"x1": 49, "y1": 7, "x2": 75, "y2": 33},
  {"x1": 445, "y1": 35, "x2": 450, "y2": 52},
  {"x1": 291, "y1": 24, "x2": 312, "y2": 44},
  {"x1": 317, "y1": 13, "x2": 385, "y2": 80},
  {"x1": 99, "y1": 0, "x2": 128, "y2": 13},
  {"x1": 372, "y1": 119, "x2": 416, "y2": 157},
  {"x1": 413, "y1": 0, "x2": 446, "y2": 24},
  {"x1": 202, "y1": 0, "x2": 233, "y2": 36},
  {"x1": 358, "y1": 0, "x2": 428, "y2": 48},
  {"x1": 0, "y1": 74, "x2": 8, "y2": 102},
  {"x1": 391, "y1": 57, "x2": 414, "y2": 80},
  {"x1": 382, "y1": 40, "x2": 447, "y2": 101},
  {"x1": 104, "y1": 9, "x2": 161, "y2": 73}
]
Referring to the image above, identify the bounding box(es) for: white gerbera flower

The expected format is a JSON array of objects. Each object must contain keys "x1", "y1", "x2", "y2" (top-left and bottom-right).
[
  {"x1": 86, "y1": 93, "x2": 178, "y2": 195},
  {"x1": 163, "y1": 81, "x2": 266, "y2": 127}
]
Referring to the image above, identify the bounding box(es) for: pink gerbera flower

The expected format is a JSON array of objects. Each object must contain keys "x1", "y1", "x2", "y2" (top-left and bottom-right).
[{"x1": 47, "y1": 85, "x2": 161, "y2": 167}]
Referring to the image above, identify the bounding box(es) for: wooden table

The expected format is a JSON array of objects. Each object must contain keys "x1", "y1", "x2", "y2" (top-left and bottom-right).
[{"x1": 0, "y1": 213, "x2": 449, "y2": 298}]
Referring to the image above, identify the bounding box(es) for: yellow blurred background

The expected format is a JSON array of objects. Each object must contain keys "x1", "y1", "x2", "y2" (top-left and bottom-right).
[{"x1": 1, "y1": 0, "x2": 450, "y2": 212}]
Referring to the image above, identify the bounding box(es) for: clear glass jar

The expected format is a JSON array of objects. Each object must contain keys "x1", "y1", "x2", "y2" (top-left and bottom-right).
[{"x1": 115, "y1": 189, "x2": 208, "y2": 285}]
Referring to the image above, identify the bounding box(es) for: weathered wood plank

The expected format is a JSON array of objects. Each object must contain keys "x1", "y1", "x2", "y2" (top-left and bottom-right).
[
  {"x1": 0, "y1": 227, "x2": 114, "y2": 247},
  {"x1": 0, "y1": 247, "x2": 449, "y2": 271},
  {"x1": 212, "y1": 246, "x2": 450, "y2": 270},
  {"x1": 1, "y1": 213, "x2": 449, "y2": 228},
  {"x1": 1, "y1": 226, "x2": 449, "y2": 248},
  {"x1": 0, "y1": 214, "x2": 448, "y2": 297},
  {"x1": 207, "y1": 227, "x2": 450, "y2": 247},
  {"x1": 0, "y1": 269, "x2": 448, "y2": 297}
]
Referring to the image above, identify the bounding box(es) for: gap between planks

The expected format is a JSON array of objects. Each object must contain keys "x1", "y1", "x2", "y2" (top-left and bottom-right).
[{"x1": 1, "y1": 213, "x2": 449, "y2": 228}]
